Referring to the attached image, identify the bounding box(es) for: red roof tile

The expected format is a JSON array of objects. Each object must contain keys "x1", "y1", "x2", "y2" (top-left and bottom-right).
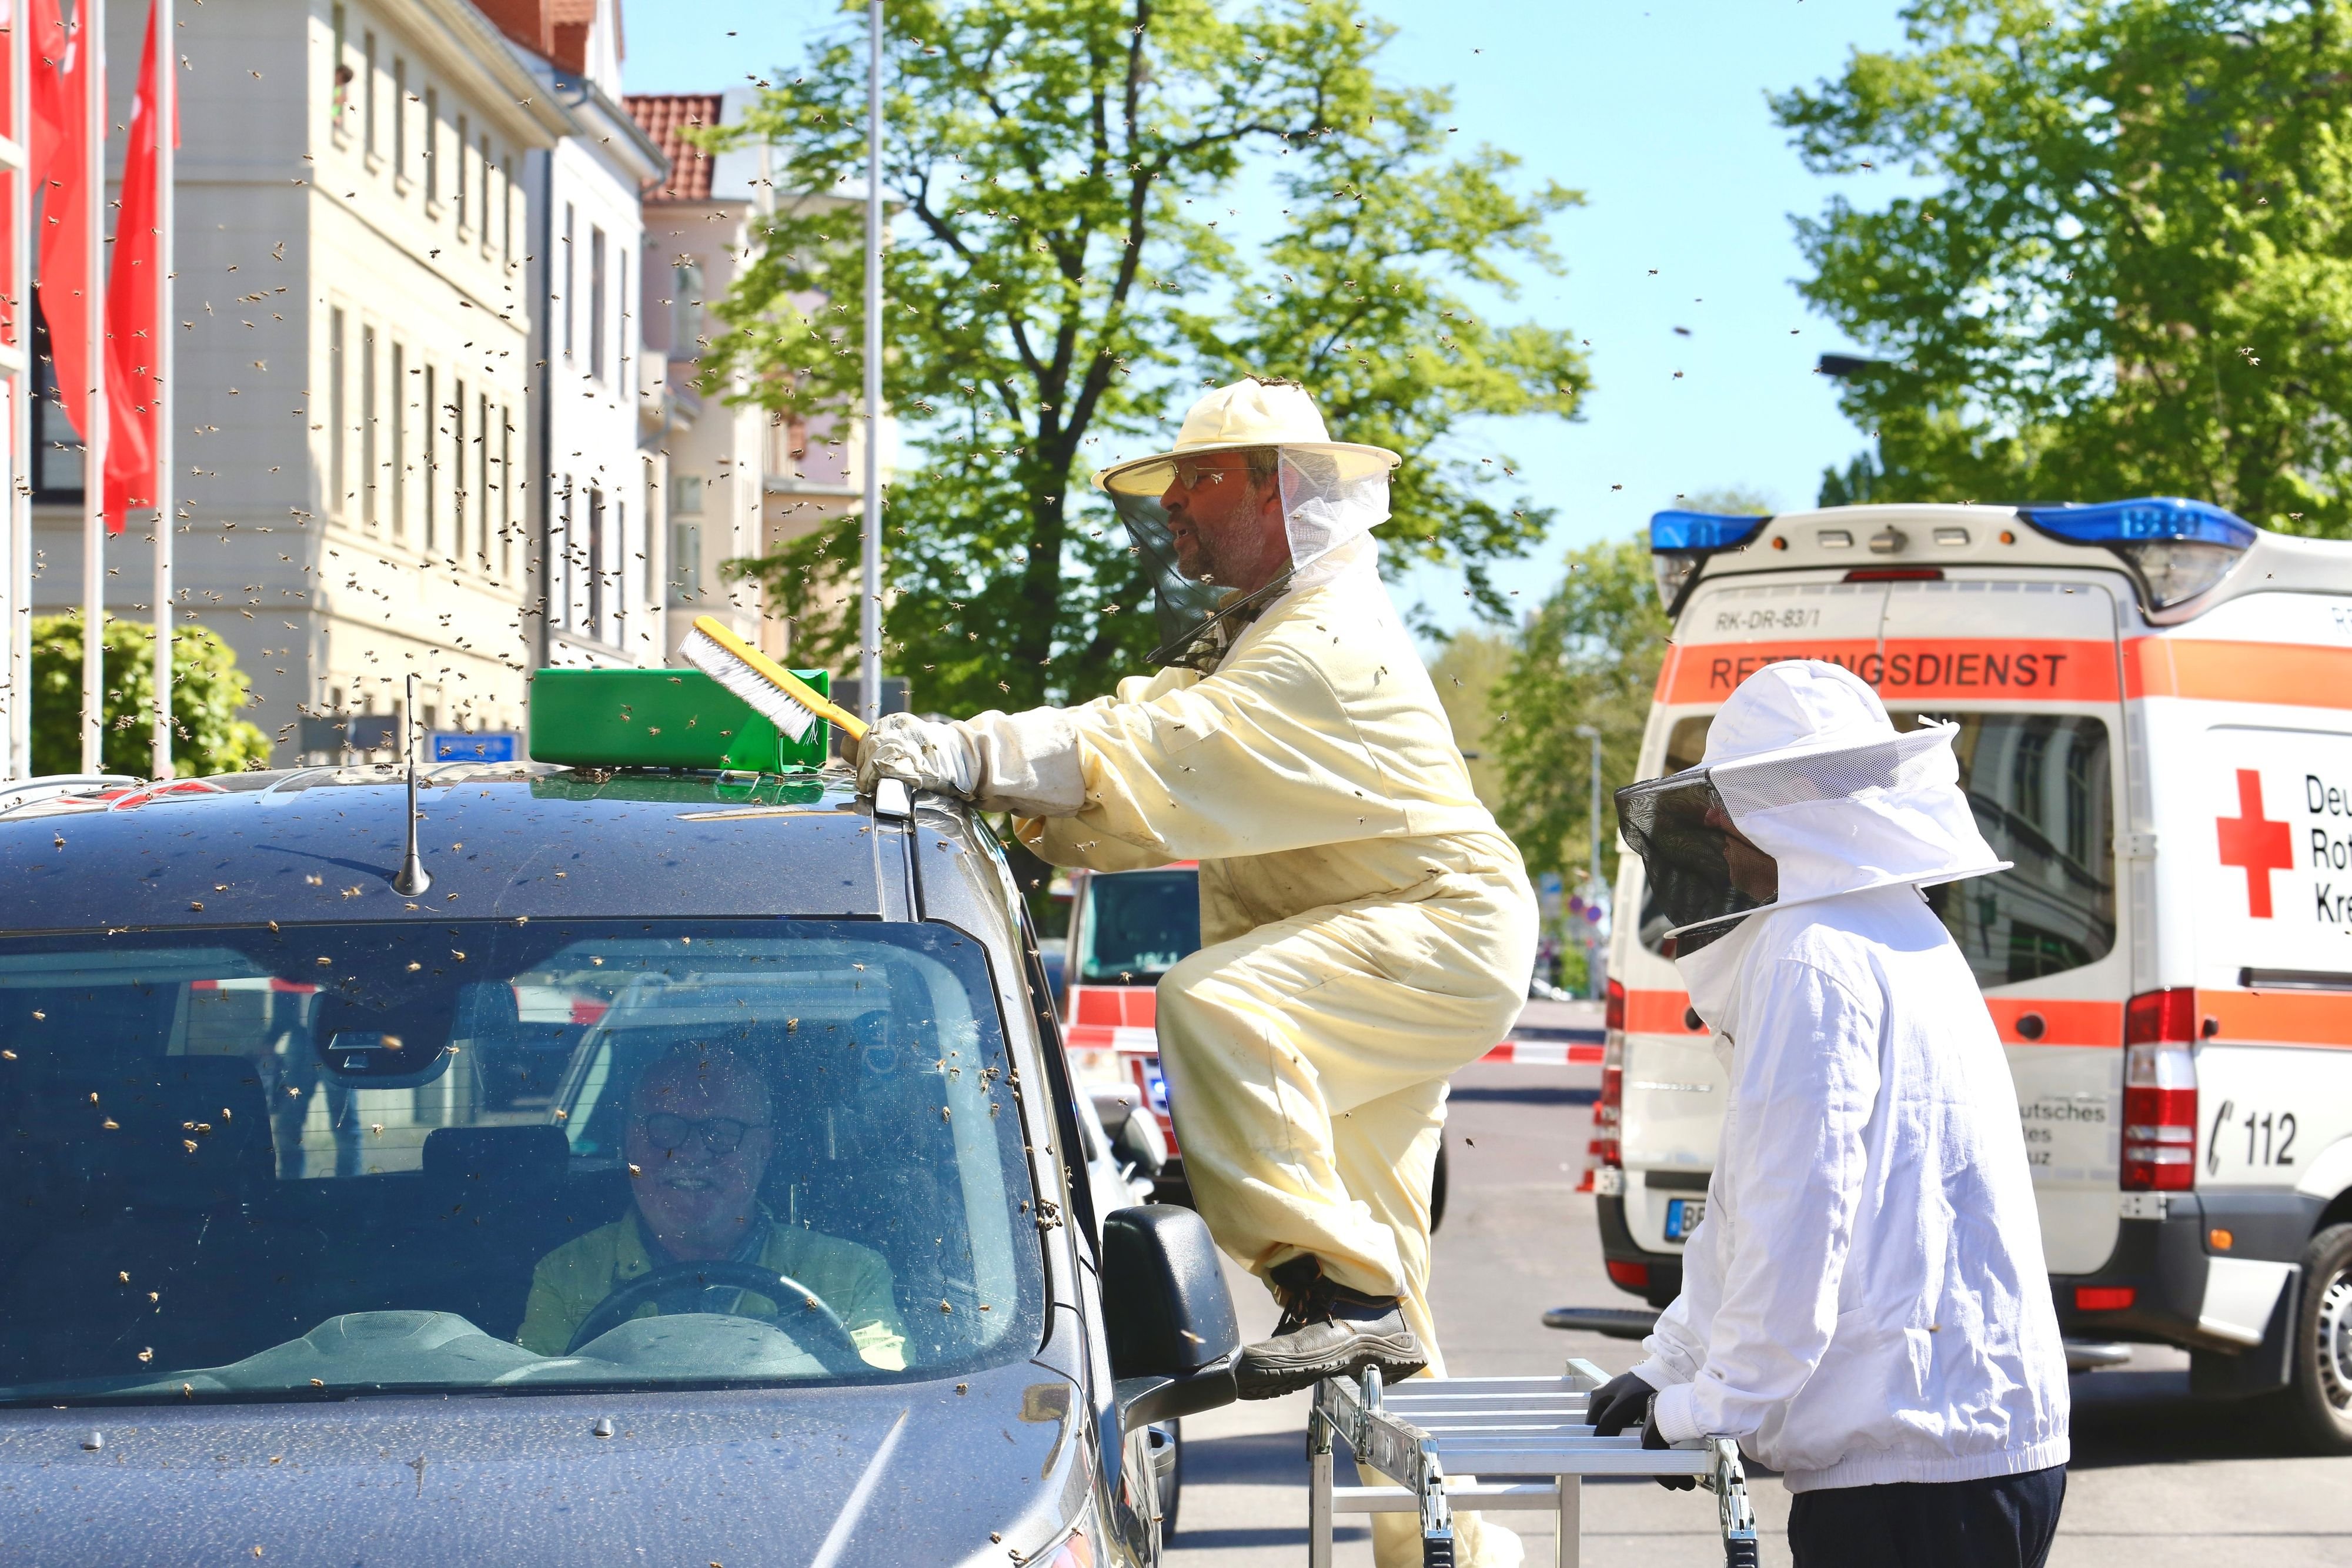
[{"x1": 624, "y1": 93, "x2": 724, "y2": 203}]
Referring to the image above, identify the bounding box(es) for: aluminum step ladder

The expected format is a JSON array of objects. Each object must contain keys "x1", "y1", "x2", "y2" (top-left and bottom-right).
[{"x1": 1307, "y1": 1358, "x2": 1760, "y2": 1568}]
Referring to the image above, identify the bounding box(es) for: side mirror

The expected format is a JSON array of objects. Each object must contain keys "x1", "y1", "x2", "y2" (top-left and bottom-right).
[{"x1": 1102, "y1": 1205, "x2": 1240, "y2": 1432}]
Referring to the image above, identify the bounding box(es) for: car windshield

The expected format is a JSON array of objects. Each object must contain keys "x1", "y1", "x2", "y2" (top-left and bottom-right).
[
  {"x1": 1638, "y1": 710, "x2": 2116, "y2": 985},
  {"x1": 1074, "y1": 868, "x2": 1200, "y2": 982},
  {"x1": 0, "y1": 918, "x2": 1040, "y2": 1406}
]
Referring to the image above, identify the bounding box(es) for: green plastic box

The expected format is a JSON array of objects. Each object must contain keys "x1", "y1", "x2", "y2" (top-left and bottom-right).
[{"x1": 526, "y1": 666, "x2": 833, "y2": 773}]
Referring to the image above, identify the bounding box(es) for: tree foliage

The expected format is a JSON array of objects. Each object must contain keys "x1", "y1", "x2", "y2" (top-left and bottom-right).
[
  {"x1": 701, "y1": 0, "x2": 1588, "y2": 714},
  {"x1": 1778, "y1": 0, "x2": 2352, "y2": 532},
  {"x1": 1492, "y1": 534, "x2": 1669, "y2": 887},
  {"x1": 1426, "y1": 628, "x2": 1512, "y2": 816},
  {"x1": 31, "y1": 616, "x2": 272, "y2": 778}
]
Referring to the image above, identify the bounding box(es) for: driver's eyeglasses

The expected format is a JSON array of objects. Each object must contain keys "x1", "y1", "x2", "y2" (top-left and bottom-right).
[{"x1": 640, "y1": 1114, "x2": 768, "y2": 1154}]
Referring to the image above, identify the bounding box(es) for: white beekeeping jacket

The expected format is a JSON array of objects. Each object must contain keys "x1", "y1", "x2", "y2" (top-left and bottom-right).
[{"x1": 1628, "y1": 661, "x2": 2070, "y2": 1492}]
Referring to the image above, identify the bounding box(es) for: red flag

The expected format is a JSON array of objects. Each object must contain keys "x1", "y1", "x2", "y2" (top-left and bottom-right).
[
  {"x1": 29, "y1": 0, "x2": 93, "y2": 454},
  {"x1": 103, "y1": 0, "x2": 165, "y2": 527}
]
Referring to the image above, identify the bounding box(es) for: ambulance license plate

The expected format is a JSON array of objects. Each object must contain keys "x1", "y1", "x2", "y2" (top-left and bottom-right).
[{"x1": 1665, "y1": 1197, "x2": 1706, "y2": 1242}]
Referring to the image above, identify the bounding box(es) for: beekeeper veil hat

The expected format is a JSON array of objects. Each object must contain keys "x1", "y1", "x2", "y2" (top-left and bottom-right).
[
  {"x1": 1093, "y1": 377, "x2": 1400, "y2": 670},
  {"x1": 1614, "y1": 660, "x2": 2007, "y2": 952}
]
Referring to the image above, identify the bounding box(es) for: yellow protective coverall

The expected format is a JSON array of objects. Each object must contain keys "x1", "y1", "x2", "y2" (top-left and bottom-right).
[{"x1": 963, "y1": 554, "x2": 1536, "y2": 1568}]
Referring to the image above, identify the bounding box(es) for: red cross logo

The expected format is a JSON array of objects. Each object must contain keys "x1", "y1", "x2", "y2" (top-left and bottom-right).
[{"x1": 2216, "y1": 768, "x2": 2294, "y2": 919}]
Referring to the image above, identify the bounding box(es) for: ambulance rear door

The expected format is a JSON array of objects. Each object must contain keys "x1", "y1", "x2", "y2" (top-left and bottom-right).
[
  {"x1": 2144, "y1": 591, "x2": 2352, "y2": 1306},
  {"x1": 1612, "y1": 575, "x2": 1900, "y2": 1255},
  {"x1": 1621, "y1": 570, "x2": 2132, "y2": 1275},
  {"x1": 1869, "y1": 574, "x2": 2132, "y2": 1278}
]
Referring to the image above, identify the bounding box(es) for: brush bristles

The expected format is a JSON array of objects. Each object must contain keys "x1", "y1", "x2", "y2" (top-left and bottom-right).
[{"x1": 680, "y1": 626, "x2": 821, "y2": 743}]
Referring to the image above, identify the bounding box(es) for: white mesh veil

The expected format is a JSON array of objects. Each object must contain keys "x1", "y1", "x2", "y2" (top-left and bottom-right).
[
  {"x1": 1103, "y1": 443, "x2": 1393, "y2": 670},
  {"x1": 1616, "y1": 720, "x2": 2007, "y2": 945}
]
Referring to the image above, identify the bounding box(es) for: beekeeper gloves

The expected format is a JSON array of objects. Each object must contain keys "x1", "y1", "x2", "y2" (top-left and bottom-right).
[
  {"x1": 855, "y1": 708, "x2": 1088, "y2": 818},
  {"x1": 856, "y1": 713, "x2": 978, "y2": 797}
]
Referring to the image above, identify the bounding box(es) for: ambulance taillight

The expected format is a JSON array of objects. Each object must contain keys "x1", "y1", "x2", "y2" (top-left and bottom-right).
[
  {"x1": 1595, "y1": 980, "x2": 1626, "y2": 1170},
  {"x1": 2122, "y1": 987, "x2": 2200, "y2": 1192}
]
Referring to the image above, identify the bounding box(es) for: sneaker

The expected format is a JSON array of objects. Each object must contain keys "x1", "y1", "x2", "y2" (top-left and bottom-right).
[{"x1": 1233, "y1": 1259, "x2": 1426, "y2": 1400}]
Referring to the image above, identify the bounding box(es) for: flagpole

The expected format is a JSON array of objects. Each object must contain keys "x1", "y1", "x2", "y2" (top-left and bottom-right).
[
  {"x1": 76, "y1": 0, "x2": 102, "y2": 775},
  {"x1": 149, "y1": 0, "x2": 168, "y2": 778},
  {"x1": 858, "y1": 0, "x2": 880, "y2": 727},
  {"x1": 6, "y1": 0, "x2": 28, "y2": 777}
]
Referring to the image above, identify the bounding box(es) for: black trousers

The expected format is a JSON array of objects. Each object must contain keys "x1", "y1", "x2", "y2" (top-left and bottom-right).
[{"x1": 1788, "y1": 1465, "x2": 2066, "y2": 1568}]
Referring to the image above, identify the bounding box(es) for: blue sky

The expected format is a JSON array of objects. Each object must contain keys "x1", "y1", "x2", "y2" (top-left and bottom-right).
[{"x1": 620, "y1": 0, "x2": 1925, "y2": 633}]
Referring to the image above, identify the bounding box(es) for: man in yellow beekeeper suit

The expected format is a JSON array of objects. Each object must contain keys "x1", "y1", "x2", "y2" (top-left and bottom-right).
[{"x1": 856, "y1": 377, "x2": 1536, "y2": 1566}]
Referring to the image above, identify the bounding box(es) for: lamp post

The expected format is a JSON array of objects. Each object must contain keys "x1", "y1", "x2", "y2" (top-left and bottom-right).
[
  {"x1": 1574, "y1": 723, "x2": 1604, "y2": 999},
  {"x1": 858, "y1": 0, "x2": 883, "y2": 726}
]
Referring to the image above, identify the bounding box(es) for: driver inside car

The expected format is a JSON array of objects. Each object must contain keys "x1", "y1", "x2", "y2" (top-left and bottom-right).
[{"x1": 516, "y1": 1044, "x2": 909, "y2": 1368}]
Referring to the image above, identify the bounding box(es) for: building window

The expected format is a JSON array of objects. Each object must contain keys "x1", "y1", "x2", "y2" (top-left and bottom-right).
[
  {"x1": 500, "y1": 156, "x2": 513, "y2": 264},
  {"x1": 329, "y1": 307, "x2": 346, "y2": 517},
  {"x1": 422, "y1": 364, "x2": 436, "y2": 549},
  {"x1": 423, "y1": 87, "x2": 439, "y2": 206},
  {"x1": 616, "y1": 251, "x2": 629, "y2": 380},
  {"x1": 587, "y1": 486, "x2": 606, "y2": 640},
  {"x1": 362, "y1": 32, "x2": 377, "y2": 155},
  {"x1": 455, "y1": 114, "x2": 469, "y2": 230},
  {"x1": 29, "y1": 299, "x2": 83, "y2": 500},
  {"x1": 360, "y1": 325, "x2": 377, "y2": 524},
  {"x1": 614, "y1": 500, "x2": 627, "y2": 648},
  {"x1": 670, "y1": 259, "x2": 701, "y2": 355},
  {"x1": 644, "y1": 458, "x2": 659, "y2": 603},
  {"x1": 390, "y1": 342, "x2": 406, "y2": 536},
  {"x1": 476, "y1": 390, "x2": 490, "y2": 570},
  {"x1": 671, "y1": 520, "x2": 701, "y2": 602},
  {"x1": 499, "y1": 407, "x2": 513, "y2": 577},
  {"x1": 451, "y1": 378, "x2": 466, "y2": 559},
  {"x1": 478, "y1": 133, "x2": 492, "y2": 249},
  {"x1": 330, "y1": 2, "x2": 349, "y2": 117},
  {"x1": 559, "y1": 482, "x2": 574, "y2": 630},
  {"x1": 671, "y1": 474, "x2": 704, "y2": 516},
  {"x1": 589, "y1": 226, "x2": 607, "y2": 382},
  {"x1": 562, "y1": 205, "x2": 575, "y2": 360},
  {"x1": 392, "y1": 59, "x2": 406, "y2": 176}
]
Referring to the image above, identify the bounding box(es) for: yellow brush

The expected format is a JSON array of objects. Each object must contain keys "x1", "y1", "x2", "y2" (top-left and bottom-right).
[{"x1": 678, "y1": 615, "x2": 870, "y2": 745}]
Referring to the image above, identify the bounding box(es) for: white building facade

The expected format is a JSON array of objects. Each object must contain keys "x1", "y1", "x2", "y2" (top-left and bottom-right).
[
  {"x1": 627, "y1": 90, "x2": 868, "y2": 670},
  {"x1": 487, "y1": 0, "x2": 667, "y2": 673},
  {"x1": 32, "y1": 0, "x2": 573, "y2": 762}
]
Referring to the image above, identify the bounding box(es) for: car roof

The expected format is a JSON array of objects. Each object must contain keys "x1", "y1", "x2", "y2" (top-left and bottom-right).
[{"x1": 0, "y1": 763, "x2": 973, "y2": 934}]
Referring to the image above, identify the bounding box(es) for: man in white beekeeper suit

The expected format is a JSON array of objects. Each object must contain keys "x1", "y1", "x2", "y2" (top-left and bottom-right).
[
  {"x1": 1586, "y1": 659, "x2": 2070, "y2": 1567},
  {"x1": 855, "y1": 376, "x2": 1536, "y2": 1568}
]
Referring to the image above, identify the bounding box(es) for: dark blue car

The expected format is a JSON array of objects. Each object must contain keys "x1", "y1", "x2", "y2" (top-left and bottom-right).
[{"x1": 0, "y1": 761, "x2": 1237, "y2": 1565}]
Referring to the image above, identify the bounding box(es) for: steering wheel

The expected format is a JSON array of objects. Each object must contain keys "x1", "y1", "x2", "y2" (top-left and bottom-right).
[{"x1": 564, "y1": 1261, "x2": 865, "y2": 1368}]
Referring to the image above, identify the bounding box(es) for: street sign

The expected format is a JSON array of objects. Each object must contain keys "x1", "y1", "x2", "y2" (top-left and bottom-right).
[{"x1": 430, "y1": 731, "x2": 519, "y2": 763}]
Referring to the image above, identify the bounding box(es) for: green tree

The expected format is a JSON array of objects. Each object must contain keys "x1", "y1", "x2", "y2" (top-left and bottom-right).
[
  {"x1": 1491, "y1": 533, "x2": 1669, "y2": 891},
  {"x1": 1776, "y1": 1, "x2": 2352, "y2": 531},
  {"x1": 700, "y1": 0, "x2": 1588, "y2": 714},
  {"x1": 31, "y1": 616, "x2": 273, "y2": 778},
  {"x1": 1426, "y1": 628, "x2": 1512, "y2": 815}
]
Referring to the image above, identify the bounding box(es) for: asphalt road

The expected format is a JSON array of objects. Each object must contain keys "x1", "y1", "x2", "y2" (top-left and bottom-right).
[{"x1": 1165, "y1": 1058, "x2": 2352, "y2": 1567}]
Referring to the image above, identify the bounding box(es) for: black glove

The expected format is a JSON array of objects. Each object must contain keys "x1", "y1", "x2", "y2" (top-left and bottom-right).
[
  {"x1": 1584, "y1": 1370, "x2": 1655, "y2": 1437},
  {"x1": 1642, "y1": 1403, "x2": 1698, "y2": 1490}
]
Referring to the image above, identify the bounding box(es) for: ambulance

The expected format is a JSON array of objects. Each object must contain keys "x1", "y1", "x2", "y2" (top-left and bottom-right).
[{"x1": 1596, "y1": 497, "x2": 2352, "y2": 1452}]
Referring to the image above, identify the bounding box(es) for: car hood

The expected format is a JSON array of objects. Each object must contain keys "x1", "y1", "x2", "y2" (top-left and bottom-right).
[{"x1": 0, "y1": 1359, "x2": 1090, "y2": 1566}]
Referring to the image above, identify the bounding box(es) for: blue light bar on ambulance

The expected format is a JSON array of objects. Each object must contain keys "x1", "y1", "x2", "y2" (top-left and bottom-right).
[
  {"x1": 1648, "y1": 510, "x2": 1772, "y2": 613},
  {"x1": 2017, "y1": 497, "x2": 2256, "y2": 610}
]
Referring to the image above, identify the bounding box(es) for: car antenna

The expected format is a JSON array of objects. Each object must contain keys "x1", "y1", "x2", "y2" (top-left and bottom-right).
[{"x1": 391, "y1": 673, "x2": 432, "y2": 897}]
